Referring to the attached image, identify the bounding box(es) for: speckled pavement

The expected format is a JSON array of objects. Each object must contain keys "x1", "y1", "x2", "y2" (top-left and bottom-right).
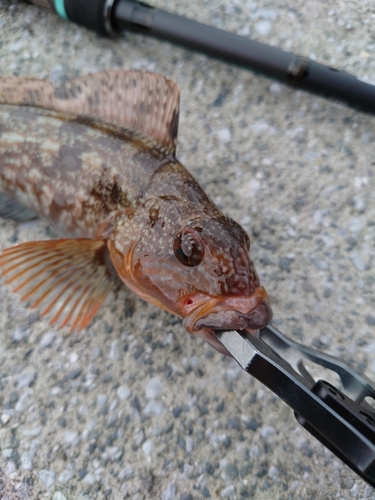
[{"x1": 0, "y1": 1, "x2": 375, "y2": 499}]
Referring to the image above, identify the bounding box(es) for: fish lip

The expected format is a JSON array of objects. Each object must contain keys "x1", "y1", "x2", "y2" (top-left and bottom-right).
[
  {"x1": 182, "y1": 286, "x2": 270, "y2": 330},
  {"x1": 193, "y1": 298, "x2": 273, "y2": 331},
  {"x1": 191, "y1": 299, "x2": 273, "y2": 357},
  {"x1": 182, "y1": 286, "x2": 273, "y2": 334},
  {"x1": 181, "y1": 288, "x2": 272, "y2": 355}
]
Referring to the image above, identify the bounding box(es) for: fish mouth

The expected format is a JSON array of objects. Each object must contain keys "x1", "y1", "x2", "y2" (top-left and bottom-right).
[
  {"x1": 182, "y1": 287, "x2": 273, "y2": 355},
  {"x1": 193, "y1": 299, "x2": 272, "y2": 331}
]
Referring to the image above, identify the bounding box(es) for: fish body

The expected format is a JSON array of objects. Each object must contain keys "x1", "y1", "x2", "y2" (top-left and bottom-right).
[{"x1": 0, "y1": 70, "x2": 272, "y2": 353}]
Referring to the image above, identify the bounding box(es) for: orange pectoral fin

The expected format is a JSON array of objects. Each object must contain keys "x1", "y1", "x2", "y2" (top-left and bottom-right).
[{"x1": 0, "y1": 238, "x2": 116, "y2": 332}]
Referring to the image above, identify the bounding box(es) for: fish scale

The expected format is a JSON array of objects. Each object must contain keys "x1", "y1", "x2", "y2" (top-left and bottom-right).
[{"x1": 0, "y1": 69, "x2": 272, "y2": 354}]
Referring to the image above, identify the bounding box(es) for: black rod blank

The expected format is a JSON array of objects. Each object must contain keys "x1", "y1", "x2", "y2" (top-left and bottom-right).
[{"x1": 113, "y1": 0, "x2": 375, "y2": 115}]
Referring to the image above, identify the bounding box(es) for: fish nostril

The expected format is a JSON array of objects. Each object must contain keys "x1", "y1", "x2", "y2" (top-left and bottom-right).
[{"x1": 213, "y1": 264, "x2": 224, "y2": 276}]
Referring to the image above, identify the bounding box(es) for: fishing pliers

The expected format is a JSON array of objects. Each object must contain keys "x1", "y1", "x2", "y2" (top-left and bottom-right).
[{"x1": 215, "y1": 326, "x2": 375, "y2": 487}]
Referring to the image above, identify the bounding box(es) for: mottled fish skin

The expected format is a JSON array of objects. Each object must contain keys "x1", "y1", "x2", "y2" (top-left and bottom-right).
[
  {"x1": 0, "y1": 70, "x2": 272, "y2": 353},
  {"x1": 0, "y1": 105, "x2": 170, "y2": 238}
]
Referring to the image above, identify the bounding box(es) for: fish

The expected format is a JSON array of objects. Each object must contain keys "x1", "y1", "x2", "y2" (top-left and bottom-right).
[{"x1": 0, "y1": 69, "x2": 272, "y2": 354}]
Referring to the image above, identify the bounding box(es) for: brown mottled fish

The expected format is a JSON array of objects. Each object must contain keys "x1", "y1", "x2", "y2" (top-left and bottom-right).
[{"x1": 0, "y1": 70, "x2": 272, "y2": 353}]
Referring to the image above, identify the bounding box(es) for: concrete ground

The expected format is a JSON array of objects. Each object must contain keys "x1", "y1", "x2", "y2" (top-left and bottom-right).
[{"x1": 0, "y1": 0, "x2": 375, "y2": 498}]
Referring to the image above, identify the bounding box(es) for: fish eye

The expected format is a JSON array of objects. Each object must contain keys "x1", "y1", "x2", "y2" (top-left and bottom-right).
[{"x1": 173, "y1": 228, "x2": 204, "y2": 267}]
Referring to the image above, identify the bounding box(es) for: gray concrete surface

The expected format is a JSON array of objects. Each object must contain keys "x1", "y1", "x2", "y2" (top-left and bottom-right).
[{"x1": 0, "y1": 0, "x2": 375, "y2": 498}]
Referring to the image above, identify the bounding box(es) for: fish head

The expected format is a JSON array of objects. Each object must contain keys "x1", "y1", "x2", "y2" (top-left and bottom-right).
[{"x1": 109, "y1": 212, "x2": 272, "y2": 355}]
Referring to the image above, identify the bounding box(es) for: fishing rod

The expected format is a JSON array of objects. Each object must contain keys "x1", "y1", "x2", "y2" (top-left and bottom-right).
[{"x1": 25, "y1": 0, "x2": 375, "y2": 115}]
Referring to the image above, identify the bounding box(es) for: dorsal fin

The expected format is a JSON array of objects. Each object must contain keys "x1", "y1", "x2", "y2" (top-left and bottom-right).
[{"x1": 0, "y1": 70, "x2": 180, "y2": 155}]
